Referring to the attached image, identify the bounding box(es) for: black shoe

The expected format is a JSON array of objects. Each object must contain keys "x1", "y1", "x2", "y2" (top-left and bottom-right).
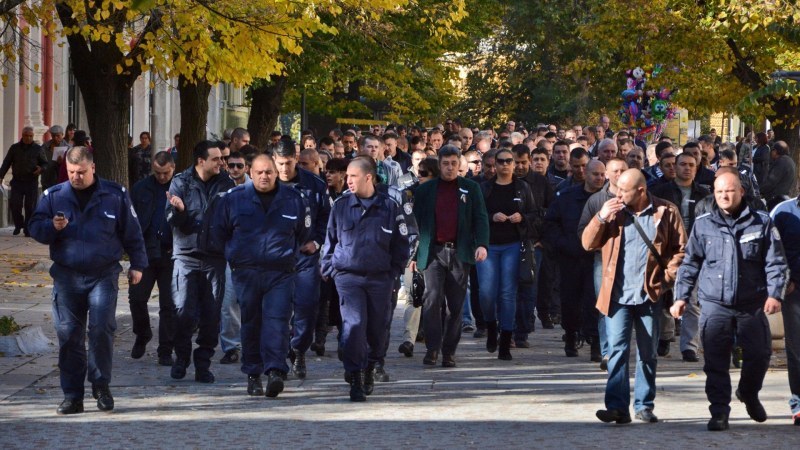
[
  {"x1": 310, "y1": 341, "x2": 326, "y2": 357},
  {"x1": 596, "y1": 409, "x2": 632, "y2": 424},
  {"x1": 541, "y1": 317, "x2": 554, "y2": 329},
  {"x1": 292, "y1": 349, "x2": 307, "y2": 379},
  {"x1": 486, "y1": 321, "x2": 498, "y2": 353},
  {"x1": 550, "y1": 314, "x2": 561, "y2": 325},
  {"x1": 12, "y1": 227, "x2": 21, "y2": 236},
  {"x1": 498, "y1": 331, "x2": 512, "y2": 361},
  {"x1": 707, "y1": 413, "x2": 730, "y2": 431},
  {"x1": 23, "y1": 229, "x2": 30, "y2": 237},
  {"x1": 736, "y1": 389, "x2": 767, "y2": 422},
  {"x1": 220, "y1": 349, "x2": 240, "y2": 364},
  {"x1": 635, "y1": 409, "x2": 658, "y2": 423},
  {"x1": 590, "y1": 340, "x2": 602, "y2": 362},
  {"x1": 398, "y1": 341, "x2": 414, "y2": 357},
  {"x1": 682, "y1": 350, "x2": 699, "y2": 362},
  {"x1": 195, "y1": 369, "x2": 215, "y2": 383},
  {"x1": 247, "y1": 375, "x2": 264, "y2": 396},
  {"x1": 92, "y1": 384, "x2": 114, "y2": 411},
  {"x1": 657, "y1": 339, "x2": 671, "y2": 357},
  {"x1": 364, "y1": 364, "x2": 375, "y2": 396},
  {"x1": 265, "y1": 370, "x2": 285, "y2": 398},
  {"x1": 171, "y1": 358, "x2": 188, "y2": 379},
  {"x1": 442, "y1": 354, "x2": 456, "y2": 368},
  {"x1": 565, "y1": 332, "x2": 578, "y2": 357},
  {"x1": 423, "y1": 350, "x2": 438, "y2": 365},
  {"x1": 374, "y1": 363, "x2": 389, "y2": 382},
  {"x1": 600, "y1": 356, "x2": 609, "y2": 371},
  {"x1": 130, "y1": 336, "x2": 150, "y2": 359},
  {"x1": 473, "y1": 328, "x2": 486, "y2": 339},
  {"x1": 57, "y1": 398, "x2": 84, "y2": 415},
  {"x1": 349, "y1": 370, "x2": 366, "y2": 402},
  {"x1": 158, "y1": 354, "x2": 174, "y2": 366}
]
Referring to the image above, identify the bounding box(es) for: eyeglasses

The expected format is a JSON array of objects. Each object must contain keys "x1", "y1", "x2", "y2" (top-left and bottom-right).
[
  {"x1": 496, "y1": 158, "x2": 514, "y2": 165},
  {"x1": 228, "y1": 163, "x2": 245, "y2": 169},
  {"x1": 418, "y1": 170, "x2": 430, "y2": 177}
]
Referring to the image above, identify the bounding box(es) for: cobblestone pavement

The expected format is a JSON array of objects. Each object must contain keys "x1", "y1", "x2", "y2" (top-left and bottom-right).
[{"x1": 1, "y1": 227, "x2": 798, "y2": 449}]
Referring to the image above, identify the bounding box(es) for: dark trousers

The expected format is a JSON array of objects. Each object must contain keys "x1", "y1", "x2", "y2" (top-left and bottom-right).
[
  {"x1": 172, "y1": 257, "x2": 225, "y2": 371},
  {"x1": 335, "y1": 272, "x2": 394, "y2": 372},
  {"x1": 558, "y1": 257, "x2": 597, "y2": 338},
  {"x1": 290, "y1": 256, "x2": 321, "y2": 354},
  {"x1": 9, "y1": 179, "x2": 38, "y2": 230},
  {"x1": 232, "y1": 268, "x2": 294, "y2": 375},
  {"x1": 701, "y1": 301, "x2": 772, "y2": 416},
  {"x1": 538, "y1": 249, "x2": 561, "y2": 320},
  {"x1": 128, "y1": 256, "x2": 175, "y2": 357},
  {"x1": 422, "y1": 246, "x2": 469, "y2": 356},
  {"x1": 380, "y1": 276, "x2": 401, "y2": 364},
  {"x1": 50, "y1": 265, "x2": 120, "y2": 399}
]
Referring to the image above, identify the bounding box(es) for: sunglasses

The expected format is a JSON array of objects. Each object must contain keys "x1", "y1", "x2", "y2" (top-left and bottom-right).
[
  {"x1": 227, "y1": 163, "x2": 245, "y2": 169},
  {"x1": 469, "y1": 160, "x2": 482, "y2": 165},
  {"x1": 418, "y1": 170, "x2": 430, "y2": 177},
  {"x1": 496, "y1": 158, "x2": 514, "y2": 165}
]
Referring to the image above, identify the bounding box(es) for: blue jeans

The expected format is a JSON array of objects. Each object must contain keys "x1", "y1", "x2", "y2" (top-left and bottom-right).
[
  {"x1": 515, "y1": 247, "x2": 542, "y2": 341},
  {"x1": 477, "y1": 242, "x2": 520, "y2": 332},
  {"x1": 604, "y1": 300, "x2": 659, "y2": 413},
  {"x1": 785, "y1": 288, "x2": 800, "y2": 415},
  {"x1": 219, "y1": 264, "x2": 241, "y2": 353},
  {"x1": 50, "y1": 264, "x2": 120, "y2": 399}
]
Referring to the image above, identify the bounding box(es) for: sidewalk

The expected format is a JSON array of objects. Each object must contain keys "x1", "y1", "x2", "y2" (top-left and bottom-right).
[{"x1": 1, "y1": 227, "x2": 798, "y2": 449}]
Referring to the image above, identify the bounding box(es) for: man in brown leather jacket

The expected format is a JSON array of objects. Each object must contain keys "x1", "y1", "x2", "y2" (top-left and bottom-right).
[{"x1": 581, "y1": 169, "x2": 687, "y2": 425}]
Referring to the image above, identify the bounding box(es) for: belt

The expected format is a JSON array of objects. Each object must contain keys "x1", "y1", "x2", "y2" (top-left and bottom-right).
[{"x1": 436, "y1": 242, "x2": 456, "y2": 249}]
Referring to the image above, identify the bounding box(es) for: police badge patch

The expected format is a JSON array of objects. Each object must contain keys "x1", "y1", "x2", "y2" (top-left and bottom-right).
[
  {"x1": 403, "y1": 202, "x2": 413, "y2": 215},
  {"x1": 399, "y1": 223, "x2": 408, "y2": 236},
  {"x1": 130, "y1": 205, "x2": 138, "y2": 218},
  {"x1": 305, "y1": 215, "x2": 312, "y2": 228}
]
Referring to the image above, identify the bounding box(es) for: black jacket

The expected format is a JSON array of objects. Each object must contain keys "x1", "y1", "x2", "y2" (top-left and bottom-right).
[
  {"x1": 0, "y1": 141, "x2": 47, "y2": 183},
  {"x1": 760, "y1": 155, "x2": 797, "y2": 202},
  {"x1": 517, "y1": 170, "x2": 555, "y2": 241},
  {"x1": 544, "y1": 184, "x2": 595, "y2": 259},
  {"x1": 650, "y1": 180, "x2": 711, "y2": 232},
  {"x1": 480, "y1": 177, "x2": 539, "y2": 241},
  {"x1": 131, "y1": 175, "x2": 173, "y2": 260}
]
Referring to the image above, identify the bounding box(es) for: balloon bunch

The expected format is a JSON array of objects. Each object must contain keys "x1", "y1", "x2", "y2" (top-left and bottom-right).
[{"x1": 619, "y1": 65, "x2": 677, "y2": 143}]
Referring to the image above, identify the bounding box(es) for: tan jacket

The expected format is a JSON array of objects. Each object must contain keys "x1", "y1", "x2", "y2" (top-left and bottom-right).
[{"x1": 581, "y1": 196, "x2": 687, "y2": 315}]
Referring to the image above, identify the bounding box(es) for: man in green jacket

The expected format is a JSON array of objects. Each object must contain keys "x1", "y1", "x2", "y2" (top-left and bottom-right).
[{"x1": 411, "y1": 145, "x2": 490, "y2": 368}]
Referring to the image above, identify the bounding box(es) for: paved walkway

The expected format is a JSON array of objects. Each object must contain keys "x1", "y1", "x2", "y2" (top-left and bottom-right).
[{"x1": 1, "y1": 227, "x2": 798, "y2": 449}]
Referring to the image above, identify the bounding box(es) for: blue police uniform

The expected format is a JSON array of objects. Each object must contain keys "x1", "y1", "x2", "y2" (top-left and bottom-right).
[
  {"x1": 166, "y1": 167, "x2": 234, "y2": 378},
  {"x1": 279, "y1": 168, "x2": 330, "y2": 366},
  {"x1": 129, "y1": 174, "x2": 175, "y2": 362},
  {"x1": 675, "y1": 206, "x2": 788, "y2": 417},
  {"x1": 320, "y1": 190, "x2": 410, "y2": 380},
  {"x1": 29, "y1": 179, "x2": 147, "y2": 400},
  {"x1": 207, "y1": 182, "x2": 310, "y2": 382}
]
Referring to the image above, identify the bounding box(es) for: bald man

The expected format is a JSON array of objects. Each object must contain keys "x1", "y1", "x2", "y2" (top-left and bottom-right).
[
  {"x1": 544, "y1": 159, "x2": 605, "y2": 360},
  {"x1": 583, "y1": 169, "x2": 687, "y2": 425},
  {"x1": 672, "y1": 172, "x2": 788, "y2": 431}
]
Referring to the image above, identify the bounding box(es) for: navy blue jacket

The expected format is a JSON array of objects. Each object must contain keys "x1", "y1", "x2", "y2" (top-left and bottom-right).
[
  {"x1": 675, "y1": 206, "x2": 788, "y2": 306},
  {"x1": 131, "y1": 175, "x2": 172, "y2": 260},
  {"x1": 280, "y1": 168, "x2": 331, "y2": 270},
  {"x1": 321, "y1": 190, "x2": 410, "y2": 278},
  {"x1": 207, "y1": 183, "x2": 310, "y2": 271},
  {"x1": 544, "y1": 184, "x2": 595, "y2": 259},
  {"x1": 166, "y1": 167, "x2": 234, "y2": 258},
  {"x1": 771, "y1": 198, "x2": 800, "y2": 286},
  {"x1": 29, "y1": 179, "x2": 147, "y2": 274}
]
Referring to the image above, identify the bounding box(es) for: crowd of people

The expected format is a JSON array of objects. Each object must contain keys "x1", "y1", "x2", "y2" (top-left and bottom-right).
[{"x1": 1, "y1": 117, "x2": 798, "y2": 430}]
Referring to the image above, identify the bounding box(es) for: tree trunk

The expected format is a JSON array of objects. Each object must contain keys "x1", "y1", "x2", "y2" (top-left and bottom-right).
[
  {"x1": 177, "y1": 77, "x2": 212, "y2": 171},
  {"x1": 247, "y1": 76, "x2": 288, "y2": 148}
]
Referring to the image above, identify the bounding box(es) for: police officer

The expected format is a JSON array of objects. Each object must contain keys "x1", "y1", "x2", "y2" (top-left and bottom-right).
[
  {"x1": 29, "y1": 147, "x2": 147, "y2": 415},
  {"x1": 274, "y1": 142, "x2": 330, "y2": 379},
  {"x1": 672, "y1": 172, "x2": 787, "y2": 431},
  {"x1": 321, "y1": 157, "x2": 409, "y2": 402},
  {"x1": 207, "y1": 154, "x2": 310, "y2": 398},
  {"x1": 129, "y1": 151, "x2": 177, "y2": 366},
  {"x1": 166, "y1": 140, "x2": 234, "y2": 383}
]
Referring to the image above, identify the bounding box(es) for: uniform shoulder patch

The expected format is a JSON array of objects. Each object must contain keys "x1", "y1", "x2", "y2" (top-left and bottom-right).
[{"x1": 399, "y1": 222, "x2": 408, "y2": 236}]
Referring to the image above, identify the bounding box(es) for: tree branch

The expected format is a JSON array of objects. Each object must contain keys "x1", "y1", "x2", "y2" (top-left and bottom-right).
[{"x1": 726, "y1": 37, "x2": 763, "y2": 91}]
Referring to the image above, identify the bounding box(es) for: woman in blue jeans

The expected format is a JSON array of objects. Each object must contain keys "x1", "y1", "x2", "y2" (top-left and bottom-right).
[{"x1": 477, "y1": 149, "x2": 537, "y2": 360}]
